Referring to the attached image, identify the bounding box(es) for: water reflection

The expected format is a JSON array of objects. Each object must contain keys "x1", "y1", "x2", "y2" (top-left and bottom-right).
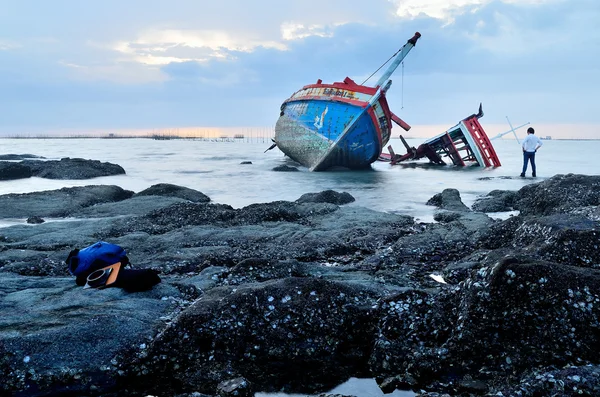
[{"x1": 256, "y1": 377, "x2": 415, "y2": 397}]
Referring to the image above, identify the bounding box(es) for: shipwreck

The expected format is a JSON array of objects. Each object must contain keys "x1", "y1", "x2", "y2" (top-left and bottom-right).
[
  {"x1": 272, "y1": 32, "x2": 422, "y2": 171},
  {"x1": 379, "y1": 104, "x2": 502, "y2": 167}
]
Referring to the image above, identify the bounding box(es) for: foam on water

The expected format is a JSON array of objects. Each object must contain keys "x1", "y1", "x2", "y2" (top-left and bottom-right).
[{"x1": 1, "y1": 138, "x2": 598, "y2": 224}]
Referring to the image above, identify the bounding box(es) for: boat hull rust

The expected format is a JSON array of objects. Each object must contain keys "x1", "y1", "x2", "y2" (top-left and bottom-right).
[
  {"x1": 275, "y1": 79, "x2": 392, "y2": 171},
  {"x1": 273, "y1": 32, "x2": 421, "y2": 171}
]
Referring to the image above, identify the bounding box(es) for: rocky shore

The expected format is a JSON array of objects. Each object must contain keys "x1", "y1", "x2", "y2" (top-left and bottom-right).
[
  {"x1": 1, "y1": 171, "x2": 600, "y2": 397},
  {"x1": 0, "y1": 155, "x2": 125, "y2": 180}
]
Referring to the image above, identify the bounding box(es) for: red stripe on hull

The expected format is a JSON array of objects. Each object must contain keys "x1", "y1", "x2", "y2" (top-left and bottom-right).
[
  {"x1": 284, "y1": 95, "x2": 369, "y2": 108},
  {"x1": 376, "y1": 95, "x2": 393, "y2": 146},
  {"x1": 463, "y1": 116, "x2": 501, "y2": 167},
  {"x1": 301, "y1": 77, "x2": 378, "y2": 96},
  {"x1": 367, "y1": 107, "x2": 383, "y2": 148}
]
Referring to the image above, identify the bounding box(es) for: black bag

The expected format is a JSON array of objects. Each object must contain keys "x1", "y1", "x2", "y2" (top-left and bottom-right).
[{"x1": 115, "y1": 269, "x2": 161, "y2": 292}]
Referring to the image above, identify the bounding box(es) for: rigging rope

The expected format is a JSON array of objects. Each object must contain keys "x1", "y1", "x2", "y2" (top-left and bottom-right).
[
  {"x1": 401, "y1": 61, "x2": 404, "y2": 109},
  {"x1": 360, "y1": 47, "x2": 403, "y2": 86}
]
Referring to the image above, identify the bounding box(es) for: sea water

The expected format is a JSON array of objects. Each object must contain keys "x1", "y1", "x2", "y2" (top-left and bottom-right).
[
  {"x1": 256, "y1": 377, "x2": 414, "y2": 397},
  {"x1": 1, "y1": 137, "x2": 597, "y2": 225}
]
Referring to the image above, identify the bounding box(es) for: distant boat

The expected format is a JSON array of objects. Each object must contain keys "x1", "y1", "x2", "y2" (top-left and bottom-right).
[{"x1": 273, "y1": 32, "x2": 421, "y2": 171}]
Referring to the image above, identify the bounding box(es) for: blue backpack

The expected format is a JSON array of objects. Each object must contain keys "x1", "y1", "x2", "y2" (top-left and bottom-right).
[{"x1": 66, "y1": 241, "x2": 129, "y2": 277}]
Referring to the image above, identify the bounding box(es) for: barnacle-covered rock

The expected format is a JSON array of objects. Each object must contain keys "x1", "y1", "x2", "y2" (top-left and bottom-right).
[
  {"x1": 478, "y1": 213, "x2": 600, "y2": 268},
  {"x1": 514, "y1": 173, "x2": 600, "y2": 216},
  {"x1": 131, "y1": 277, "x2": 381, "y2": 395},
  {"x1": 369, "y1": 287, "x2": 458, "y2": 387},
  {"x1": 443, "y1": 258, "x2": 600, "y2": 382},
  {"x1": 472, "y1": 189, "x2": 517, "y2": 213},
  {"x1": 497, "y1": 364, "x2": 600, "y2": 396},
  {"x1": 296, "y1": 190, "x2": 355, "y2": 205},
  {"x1": 3, "y1": 175, "x2": 600, "y2": 397}
]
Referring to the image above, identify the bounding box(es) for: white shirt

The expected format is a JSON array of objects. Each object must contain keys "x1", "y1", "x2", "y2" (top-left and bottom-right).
[{"x1": 522, "y1": 134, "x2": 543, "y2": 152}]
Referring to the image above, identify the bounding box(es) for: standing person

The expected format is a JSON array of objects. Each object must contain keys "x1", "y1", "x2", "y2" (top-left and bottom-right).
[{"x1": 521, "y1": 127, "x2": 543, "y2": 177}]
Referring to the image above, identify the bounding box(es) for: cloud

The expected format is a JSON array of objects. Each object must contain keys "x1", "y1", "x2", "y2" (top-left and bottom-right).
[
  {"x1": 0, "y1": 39, "x2": 20, "y2": 51},
  {"x1": 389, "y1": 0, "x2": 567, "y2": 22},
  {"x1": 160, "y1": 59, "x2": 258, "y2": 87},
  {"x1": 112, "y1": 28, "x2": 288, "y2": 67},
  {"x1": 281, "y1": 23, "x2": 335, "y2": 41},
  {"x1": 0, "y1": 0, "x2": 598, "y2": 133},
  {"x1": 391, "y1": 0, "x2": 487, "y2": 21}
]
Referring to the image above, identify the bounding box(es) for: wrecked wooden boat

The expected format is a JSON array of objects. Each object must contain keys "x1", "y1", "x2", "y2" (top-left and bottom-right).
[
  {"x1": 380, "y1": 104, "x2": 501, "y2": 167},
  {"x1": 272, "y1": 32, "x2": 421, "y2": 171}
]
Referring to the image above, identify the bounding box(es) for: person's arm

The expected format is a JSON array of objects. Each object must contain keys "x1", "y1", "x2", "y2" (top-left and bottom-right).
[{"x1": 535, "y1": 137, "x2": 543, "y2": 151}]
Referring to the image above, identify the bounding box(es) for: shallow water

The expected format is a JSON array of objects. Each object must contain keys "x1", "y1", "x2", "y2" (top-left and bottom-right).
[
  {"x1": 2, "y1": 137, "x2": 595, "y2": 226},
  {"x1": 256, "y1": 377, "x2": 414, "y2": 397}
]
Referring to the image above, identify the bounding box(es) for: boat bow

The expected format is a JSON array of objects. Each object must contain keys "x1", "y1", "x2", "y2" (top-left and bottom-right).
[{"x1": 274, "y1": 32, "x2": 421, "y2": 171}]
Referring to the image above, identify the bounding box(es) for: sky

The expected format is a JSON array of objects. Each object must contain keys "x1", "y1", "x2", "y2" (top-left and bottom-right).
[{"x1": 0, "y1": 0, "x2": 599, "y2": 138}]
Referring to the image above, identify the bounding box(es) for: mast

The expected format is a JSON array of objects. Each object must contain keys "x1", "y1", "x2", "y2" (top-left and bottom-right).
[
  {"x1": 490, "y1": 117, "x2": 530, "y2": 143},
  {"x1": 375, "y1": 32, "x2": 421, "y2": 88}
]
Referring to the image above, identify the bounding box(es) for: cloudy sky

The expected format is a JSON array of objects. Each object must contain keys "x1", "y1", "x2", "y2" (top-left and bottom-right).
[{"x1": 1, "y1": 0, "x2": 598, "y2": 138}]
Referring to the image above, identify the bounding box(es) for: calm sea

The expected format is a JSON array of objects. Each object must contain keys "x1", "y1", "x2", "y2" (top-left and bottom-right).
[
  {"x1": 1, "y1": 137, "x2": 598, "y2": 227},
  {"x1": 1, "y1": 137, "x2": 598, "y2": 395},
  {"x1": 1, "y1": 137, "x2": 597, "y2": 220}
]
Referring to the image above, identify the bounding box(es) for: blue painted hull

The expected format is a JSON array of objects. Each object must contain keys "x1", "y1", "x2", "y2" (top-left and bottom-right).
[
  {"x1": 275, "y1": 96, "x2": 389, "y2": 171},
  {"x1": 273, "y1": 32, "x2": 421, "y2": 171}
]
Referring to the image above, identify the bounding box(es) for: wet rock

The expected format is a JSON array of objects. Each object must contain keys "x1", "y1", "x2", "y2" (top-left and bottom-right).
[
  {"x1": 0, "y1": 162, "x2": 32, "y2": 180},
  {"x1": 369, "y1": 288, "x2": 457, "y2": 386},
  {"x1": 378, "y1": 374, "x2": 418, "y2": 393},
  {"x1": 426, "y1": 189, "x2": 470, "y2": 212},
  {"x1": 273, "y1": 165, "x2": 299, "y2": 172},
  {"x1": 26, "y1": 216, "x2": 45, "y2": 224},
  {"x1": 132, "y1": 278, "x2": 381, "y2": 395},
  {"x1": 0, "y1": 272, "x2": 190, "y2": 397},
  {"x1": 457, "y1": 379, "x2": 488, "y2": 393},
  {"x1": 0, "y1": 188, "x2": 411, "y2": 280},
  {"x1": 497, "y1": 364, "x2": 600, "y2": 396},
  {"x1": 391, "y1": 205, "x2": 493, "y2": 269},
  {"x1": 472, "y1": 189, "x2": 517, "y2": 213},
  {"x1": 443, "y1": 259, "x2": 600, "y2": 384},
  {"x1": 225, "y1": 258, "x2": 304, "y2": 284},
  {"x1": 69, "y1": 195, "x2": 191, "y2": 218},
  {"x1": 105, "y1": 200, "x2": 345, "y2": 237},
  {"x1": 22, "y1": 157, "x2": 126, "y2": 179},
  {"x1": 2, "y1": 177, "x2": 600, "y2": 396},
  {"x1": 296, "y1": 190, "x2": 355, "y2": 205},
  {"x1": 442, "y1": 260, "x2": 481, "y2": 284},
  {"x1": 0, "y1": 185, "x2": 134, "y2": 218},
  {"x1": 216, "y1": 377, "x2": 253, "y2": 397},
  {"x1": 432, "y1": 210, "x2": 462, "y2": 223},
  {"x1": 370, "y1": 254, "x2": 600, "y2": 394},
  {"x1": 134, "y1": 183, "x2": 210, "y2": 203},
  {"x1": 478, "y1": 213, "x2": 600, "y2": 268},
  {"x1": 514, "y1": 173, "x2": 600, "y2": 216}
]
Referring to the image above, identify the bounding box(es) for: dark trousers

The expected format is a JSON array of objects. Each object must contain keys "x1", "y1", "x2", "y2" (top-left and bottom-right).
[{"x1": 522, "y1": 151, "x2": 536, "y2": 175}]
